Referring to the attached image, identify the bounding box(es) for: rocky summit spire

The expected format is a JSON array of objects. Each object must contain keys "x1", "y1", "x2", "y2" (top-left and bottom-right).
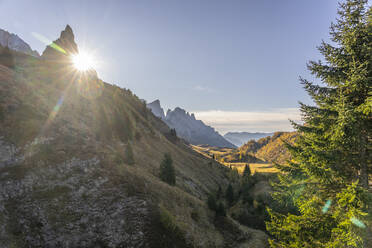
[{"x1": 42, "y1": 24, "x2": 78, "y2": 58}]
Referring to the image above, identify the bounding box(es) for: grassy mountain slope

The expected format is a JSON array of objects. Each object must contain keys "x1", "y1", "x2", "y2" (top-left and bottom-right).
[
  {"x1": 233, "y1": 132, "x2": 298, "y2": 164},
  {"x1": 254, "y1": 132, "x2": 297, "y2": 164},
  {"x1": 0, "y1": 38, "x2": 268, "y2": 247}
]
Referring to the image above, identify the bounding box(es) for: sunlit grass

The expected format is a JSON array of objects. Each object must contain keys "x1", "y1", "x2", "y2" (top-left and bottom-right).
[
  {"x1": 224, "y1": 162, "x2": 278, "y2": 174},
  {"x1": 191, "y1": 145, "x2": 278, "y2": 174}
]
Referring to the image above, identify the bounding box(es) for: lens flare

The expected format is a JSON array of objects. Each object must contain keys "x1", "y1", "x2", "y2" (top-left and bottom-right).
[
  {"x1": 72, "y1": 52, "x2": 96, "y2": 71},
  {"x1": 322, "y1": 200, "x2": 332, "y2": 213},
  {"x1": 351, "y1": 217, "x2": 366, "y2": 229}
]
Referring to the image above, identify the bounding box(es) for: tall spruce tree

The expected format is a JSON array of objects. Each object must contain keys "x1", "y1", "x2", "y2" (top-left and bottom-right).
[
  {"x1": 267, "y1": 1, "x2": 371, "y2": 247},
  {"x1": 243, "y1": 164, "x2": 252, "y2": 178}
]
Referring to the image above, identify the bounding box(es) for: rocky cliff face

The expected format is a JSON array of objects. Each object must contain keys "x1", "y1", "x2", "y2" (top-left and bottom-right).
[
  {"x1": 42, "y1": 25, "x2": 78, "y2": 58},
  {"x1": 0, "y1": 28, "x2": 39, "y2": 57},
  {"x1": 147, "y1": 100, "x2": 236, "y2": 148},
  {"x1": 146, "y1": 99, "x2": 165, "y2": 120}
]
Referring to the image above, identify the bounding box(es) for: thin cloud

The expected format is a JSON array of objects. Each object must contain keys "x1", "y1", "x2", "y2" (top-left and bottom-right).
[
  {"x1": 192, "y1": 85, "x2": 216, "y2": 93},
  {"x1": 193, "y1": 108, "x2": 301, "y2": 134}
]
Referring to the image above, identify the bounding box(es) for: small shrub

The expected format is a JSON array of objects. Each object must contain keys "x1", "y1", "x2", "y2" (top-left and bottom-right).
[
  {"x1": 166, "y1": 128, "x2": 178, "y2": 142},
  {"x1": 148, "y1": 205, "x2": 191, "y2": 248},
  {"x1": 216, "y1": 202, "x2": 226, "y2": 217},
  {"x1": 216, "y1": 185, "x2": 222, "y2": 199},
  {"x1": 190, "y1": 209, "x2": 199, "y2": 221},
  {"x1": 170, "y1": 128, "x2": 177, "y2": 138},
  {"x1": 159, "y1": 153, "x2": 176, "y2": 185},
  {"x1": 207, "y1": 194, "x2": 217, "y2": 211},
  {"x1": 134, "y1": 131, "x2": 142, "y2": 141}
]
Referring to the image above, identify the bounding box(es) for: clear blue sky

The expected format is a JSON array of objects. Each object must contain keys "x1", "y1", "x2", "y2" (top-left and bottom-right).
[{"x1": 0, "y1": 0, "x2": 340, "y2": 132}]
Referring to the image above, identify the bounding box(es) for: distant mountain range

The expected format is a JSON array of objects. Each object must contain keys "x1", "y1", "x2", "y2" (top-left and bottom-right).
[
  {"x1": 147, "y1": 100, "x2": 236, "y2": 148},
  {"x1": 223, "y1": 131, "x2": 274, "y2": 147},
  {"x1": 0, "y1": 28, "x2": 39, "y2": 57}
]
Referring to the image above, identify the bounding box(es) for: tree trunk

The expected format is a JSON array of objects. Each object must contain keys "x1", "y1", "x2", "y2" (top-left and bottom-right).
[{"x1": 359, "y1": 129, "x2": 369, "y2": 189}]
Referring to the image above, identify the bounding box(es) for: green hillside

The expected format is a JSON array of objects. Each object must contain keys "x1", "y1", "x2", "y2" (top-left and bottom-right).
[
  {"x1": 199, "y1": 132, "x2": 298, "y2": 165},
  {"x1": 242, "y1": 132, "x2": 298, "y2": 164},
  {"x1": 0, "y1": 28, "x2": 268, "y2": 247}
]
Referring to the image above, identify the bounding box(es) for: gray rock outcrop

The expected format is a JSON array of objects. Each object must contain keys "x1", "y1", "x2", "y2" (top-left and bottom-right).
[
  {"x1": 0, "y1": 28, "x2": 39, "y2": 57},
  {"x1": 147, "y1": 100, "x2": 236, "y2": 148}
]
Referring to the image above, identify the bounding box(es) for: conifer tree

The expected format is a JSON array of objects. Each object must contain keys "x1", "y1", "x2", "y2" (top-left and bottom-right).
[
  {"x1": 216, "y1": 202, "x2": 226, "y2": 217},
  {"x1": 216, "y1": 185, "x2": 222, "y2": 199},
  {"x1": 225, "y1": 184, "x2": 234, "y2": 206},
  {"x1": 243, "y1": 164, "x2": 252, "y2": 178},
  {"x1": 267, "y1": 1, "x2": 371, "y2": 247},
  {"x1": 207, "y1": 194, "x2": 217, "y2": 211},
  {"x1": 159, "y1": 153, "x2": 176, "y2": 185}
]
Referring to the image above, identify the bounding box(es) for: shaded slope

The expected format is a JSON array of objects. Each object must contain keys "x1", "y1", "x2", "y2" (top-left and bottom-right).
[{"x1": 0, "y1": 26, "x2": 267, "y2": 247}]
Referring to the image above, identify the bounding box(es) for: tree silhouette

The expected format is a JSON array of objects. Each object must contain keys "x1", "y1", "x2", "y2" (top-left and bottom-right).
[{"x1": 159, "y1": 153, "x2": 176, "y2": 185}]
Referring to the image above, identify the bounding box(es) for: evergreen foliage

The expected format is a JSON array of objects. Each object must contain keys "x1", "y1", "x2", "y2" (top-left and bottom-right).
[
  {"x1": 267, "y1": 1, "x2": 372, "y2": 247},
  {"x1": 170, "y1": 128, "x2": 177, "y2": 138},
  {"x1": 241, "y1": 183, "x2": 253, "y2": 205},
  {"x1": 207, "y1": 191, "x2": 226, "y2": 217},
  {"x1": 242, "y1": 165, "x2": 251, "y2": 178},
  {"x1": 166, "y1": 128, "x2": 178, "y2": 142},
  {"x1": 159, "y1": 153, "x2": 176, "y2": 186},
  {"x1": 216, "y1": 185, "x2": 222, "y2": 199},
  {"x1": 207, "y1": 194, "x2": 218, "y2": 211},
  {"x1": 225, "y1": 184, "x2": 234, "y2": 206},
  {"x1": 216, "y1": 202, "x2": 226, "y2": 217}
]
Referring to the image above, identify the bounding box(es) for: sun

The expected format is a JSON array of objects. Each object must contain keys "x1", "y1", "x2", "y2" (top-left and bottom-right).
[{"x1": 72, "y1": 51, "x2": 96, "y2": 71}]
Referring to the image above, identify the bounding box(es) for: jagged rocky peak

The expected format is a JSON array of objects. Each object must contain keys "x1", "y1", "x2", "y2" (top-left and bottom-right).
[
  {"x1": 42, "y1": 24, "x2": 78, "y2": 58},
  {"x1": 172, "y1": 107, "x2": 186, "y2": 115},
  {"x1": 0, "y1": 28, "x2": 39, "y2": 57},
  {"x1": 146, "y1": 100, "x2": 236, "y2": 148},
  {"x1": 60, "y1": 25, "x2": 75, "y2": 43},
  {"x1": 147, "y1": 99, "x2": 166, "y2": 120}
]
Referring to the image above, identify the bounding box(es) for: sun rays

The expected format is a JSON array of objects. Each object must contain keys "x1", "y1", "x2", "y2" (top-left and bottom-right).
[{"x1": 72, "y1": 51, "x2": 96, "y2": 71}]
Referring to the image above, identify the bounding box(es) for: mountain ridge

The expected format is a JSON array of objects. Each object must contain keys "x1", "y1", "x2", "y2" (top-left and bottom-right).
[
  {"x1": 224, "y1": 131, "x2": 274, "y2": 147},
  {"x1": 0, "y1": 28, "x2": 39, "y2": 57},
  {"x1": 0, "y1": 26, "x2": 267, "y2": 247},
  {"x1": 147, "y1": 99, "x2": 236, "y2": 148}
]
